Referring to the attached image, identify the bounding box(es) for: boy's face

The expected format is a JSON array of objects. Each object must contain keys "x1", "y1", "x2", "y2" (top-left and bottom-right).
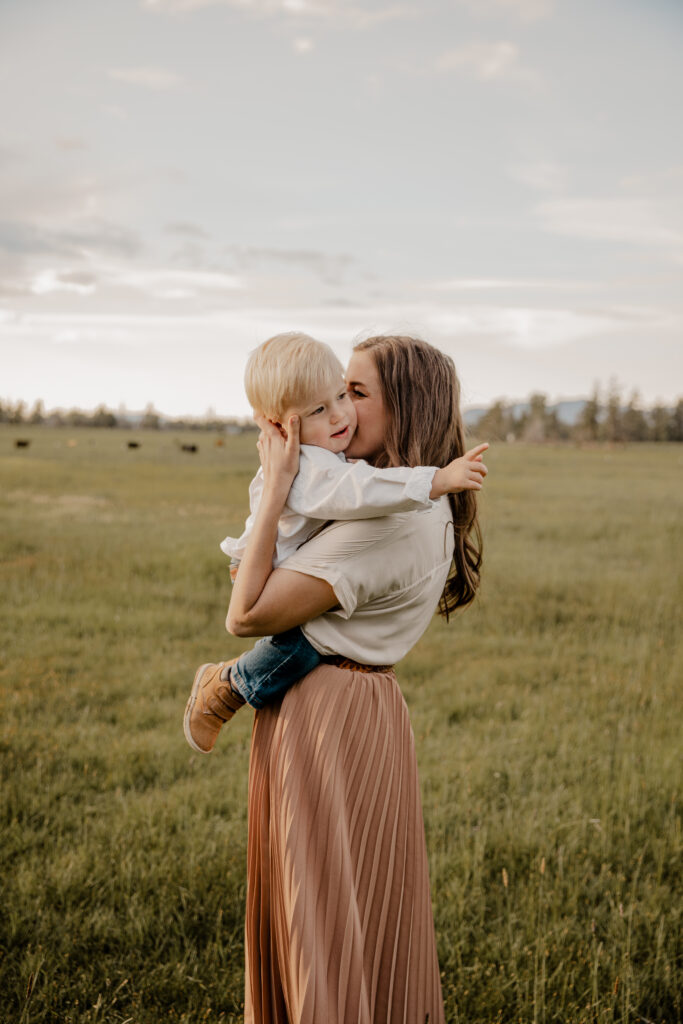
[{"x1": 282, "y1": 379, "x2": 357, "y2": 454}]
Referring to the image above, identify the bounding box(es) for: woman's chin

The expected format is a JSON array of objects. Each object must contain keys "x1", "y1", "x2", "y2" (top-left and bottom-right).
[{"x1": 344, "y1": 439, "x2": 364, "y2": 459}]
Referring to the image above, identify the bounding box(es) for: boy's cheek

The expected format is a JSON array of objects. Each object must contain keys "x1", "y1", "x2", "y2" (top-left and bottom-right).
[{"x1": 298, "y1": 422, "x2": 314, "y2": 445}]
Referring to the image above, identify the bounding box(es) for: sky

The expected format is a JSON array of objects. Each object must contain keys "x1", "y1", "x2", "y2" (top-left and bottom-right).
[{"x1": 1, "y1": 0, "x2": 681, "y2": 418}]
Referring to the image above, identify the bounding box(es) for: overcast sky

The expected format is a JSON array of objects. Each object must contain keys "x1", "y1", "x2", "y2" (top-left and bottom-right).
[{"x1": 1, "y1": 0, "x2": 681, "y2": 417}]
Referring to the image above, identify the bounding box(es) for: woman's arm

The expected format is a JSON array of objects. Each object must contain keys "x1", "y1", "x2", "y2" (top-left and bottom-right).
[
  {"x1": 227, "y1": 566, "x2": 337, "y2": 637},
  {"x1": 226, "y1": 415, "x2": 337, "y2": 637}
]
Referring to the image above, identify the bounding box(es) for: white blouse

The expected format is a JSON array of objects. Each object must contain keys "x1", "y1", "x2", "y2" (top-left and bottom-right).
[
  {"x1": 281, "y1": 497, "x2": 456, "y2": 666},
  {"x1": 220, "y1": 444, "x2": 437, "y2": 568}
]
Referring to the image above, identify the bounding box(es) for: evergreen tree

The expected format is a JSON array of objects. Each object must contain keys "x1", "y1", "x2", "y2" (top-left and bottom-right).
[
  {"x1": 10, "y1": 400, "x2": 27, "y2": 424},
  {"x1": 475, "y1": 400, "x2": 511, "y2": 441},
  {"x1": 29, "y1": 399, "x2": 46, "y2": 425},
  {"x1": 521, "y1": 393, "x2": 549, "y2": 442},
  {"x1": 649, "y1": 404, "x2": 671, "y2": 441},
  {"x1": 91, "y1": 404, "x2": 118, "y2": 428},
  {"x1": 603, "y1": 380, "x2": 623, "y2": 442},
  {"x1": 141, "y1": 403, "x2": 161, "y2": 430},
  {"x1": 577, "y1": 385, "x2": 600, "y2": 441},
  {"x1": 621, "y1": 392, "x2": 648, "y2": 442},
  {"x1": 670, "y1": 399, "x2": 683, "y2": 442}
]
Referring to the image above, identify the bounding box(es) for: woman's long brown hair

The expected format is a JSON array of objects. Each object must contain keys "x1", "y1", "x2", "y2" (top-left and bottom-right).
[{"x1": 353, "y1": 335, "x2": 483, "y2": 617}]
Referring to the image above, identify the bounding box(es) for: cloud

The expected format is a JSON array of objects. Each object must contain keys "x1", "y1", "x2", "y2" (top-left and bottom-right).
[
  {"x1": 428, "y1": 277, "x2": 593, "y2": 292},
  {"x1": 142, "y1": 0, "x2": 416, "y2": 30},
  {"x1": 435, "y1": 41, "x2": 535, "y2": 82},
  {"x1": 0, "y1": 144, "x2": 25, "y2": 165},
  {"x1": 0, "y1": 220, "x2": 142, "y2": 260},
  {"x1": 110, "y1": 267, "x2": 243, "y2": 298},
  {"x1": 29, "y1": 264, "x2": 244, "y2": 300},
  {"x1": 458, "y1": 0, "x2": 552, "y2": 20},
  {"x1": 424, "y1": 304, "x2": 654, "y2": 349},
  {"x1": 535, "y1": 198, "x2": 683, "y2": 248},
  {"x1": 509, "y1": 160, "x2": 566, "y2": 192},
  {"x1": 14, "y1": 296, "x2": 634, "y2": 355},
  {"x1": 227, "y1": 245, "x2": 354, "y2": 284},
  {"x1": 335, "y1": 4, "x2": 417, "y2": 29},
  {"x1": 54, "y1": 136, "x2": 87, "y2": 152},
  {"x1": 107, "y1": 66, "x2": 183, "y2": 90},
  {"x1": 102, "y1": 103, "x2": 128, "y2": 120},
  {"x1": 31, "y1": 270, "x2": 97, "y2": 296},
  {"x1": 493, "y1": 0, "x2": 551, "y2": 17},
  {"x1": 619, "y1": 165, "x2": 683, "y2": 197},
  {"x1": 165, "y1": 221, "x2": 210, "y2": 238}
]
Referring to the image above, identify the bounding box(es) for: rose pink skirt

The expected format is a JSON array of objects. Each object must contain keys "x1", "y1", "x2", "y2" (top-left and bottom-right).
[{"x1": 244, "y1": 662, "x2": 445, "y2": 1024}]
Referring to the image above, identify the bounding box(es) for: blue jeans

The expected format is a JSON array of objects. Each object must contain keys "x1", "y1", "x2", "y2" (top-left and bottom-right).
[{"x1": 230, "y1": 627, "x2": 322, "y2": 709}]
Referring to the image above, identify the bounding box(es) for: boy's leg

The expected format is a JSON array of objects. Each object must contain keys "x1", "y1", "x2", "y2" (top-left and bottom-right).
[
  {"x1": 230, "y1": 627, "x2": 321, "y2": 709},
  {"x1": 183, "y1": 629, "x2": 321, "y2": 754},
  {"x1": 184, "y1": 660, "x2": 246, "y2": 754}
]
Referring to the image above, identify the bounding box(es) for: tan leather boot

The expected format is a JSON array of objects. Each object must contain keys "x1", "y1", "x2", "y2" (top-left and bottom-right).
[{"x1": 184, "y1": 660, "x2": 246, "y2": 754}]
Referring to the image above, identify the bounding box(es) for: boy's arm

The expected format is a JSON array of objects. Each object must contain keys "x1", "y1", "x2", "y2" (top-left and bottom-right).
[
  {"x1": 286, "y1": 447, "x2": 436, "y2": 520},
  {"x1": 429, "y1": 443, "x2": 489, "y2": 498},
  {"x1": 285, "y1": 444, "x2": 488, "y2": 521},
  {"x1": 219, "y1": 468, "x2": 264, "y2": 564}
]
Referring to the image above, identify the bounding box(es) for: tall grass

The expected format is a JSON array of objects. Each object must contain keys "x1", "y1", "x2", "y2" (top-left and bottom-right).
[{"x1": 1, "y1": 428, "x2": 681, "y2": 1023}]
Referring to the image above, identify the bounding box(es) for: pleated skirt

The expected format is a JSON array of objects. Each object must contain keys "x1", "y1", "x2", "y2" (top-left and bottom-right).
[{"x1": 244, "y1": 662, "x2": 445, "y2": 1024}]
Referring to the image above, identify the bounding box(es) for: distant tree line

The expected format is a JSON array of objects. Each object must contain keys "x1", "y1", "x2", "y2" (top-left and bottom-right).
[
  {"x1": 2, "y1": 387, "x2": 682, "y2": 441},
  {"x1": 475, "y1": 385, "x2": 683, "y2": 443},
  {"x1": 0, "y1": 399, "x2": 257, "y2": 434}
]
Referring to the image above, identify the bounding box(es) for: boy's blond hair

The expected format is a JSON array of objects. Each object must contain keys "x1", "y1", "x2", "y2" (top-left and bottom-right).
[{"x1": 244, "y1": 332, "x2": 345, "y2": 420}]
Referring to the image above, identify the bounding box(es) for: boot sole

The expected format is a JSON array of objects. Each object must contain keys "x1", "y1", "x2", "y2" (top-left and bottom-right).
[{"x1": 183, "y1": 663, "x2": 215, "y2": 754}]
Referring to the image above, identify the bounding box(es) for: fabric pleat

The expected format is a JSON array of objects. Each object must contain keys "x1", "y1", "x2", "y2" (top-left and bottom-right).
[{"x1": 244, "y1": 663, "x2": 445, "y2": 1024}]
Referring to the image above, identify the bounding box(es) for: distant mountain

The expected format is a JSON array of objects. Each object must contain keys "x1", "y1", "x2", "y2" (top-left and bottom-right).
[
  {"x1": 463, "y1": 407, "x2": 489, "y2": 428},
  {"x1": 552, "y1": 400, "x2": 587, "y2": 425},
  {"x1": 464, "y1": 399, "x2": 587, "y2": 428}
]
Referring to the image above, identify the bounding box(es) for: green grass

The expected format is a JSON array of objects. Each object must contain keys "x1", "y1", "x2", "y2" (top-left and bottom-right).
[{"x1": 1, "y1": 427, "x2": 681, "y2": 1023}]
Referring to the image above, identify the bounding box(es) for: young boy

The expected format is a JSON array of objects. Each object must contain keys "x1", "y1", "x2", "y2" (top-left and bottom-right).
[{"x1": 184, "y1": 332, "x2": 486, "y2": 754}]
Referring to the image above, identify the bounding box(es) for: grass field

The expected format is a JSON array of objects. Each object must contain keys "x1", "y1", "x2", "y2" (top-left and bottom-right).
[{"x1": 1, "y1": 427, "x2": 681, "y2": 1024}]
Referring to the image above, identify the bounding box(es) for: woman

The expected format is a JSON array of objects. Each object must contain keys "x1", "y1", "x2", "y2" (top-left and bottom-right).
[{"x1": 227, "y1": 336, "x2": 484, "y2": 1023}]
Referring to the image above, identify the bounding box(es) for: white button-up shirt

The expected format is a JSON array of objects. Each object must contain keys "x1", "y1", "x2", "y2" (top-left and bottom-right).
[{"x1": 220, "y1": 444, "x2": 437, "y2": 568}]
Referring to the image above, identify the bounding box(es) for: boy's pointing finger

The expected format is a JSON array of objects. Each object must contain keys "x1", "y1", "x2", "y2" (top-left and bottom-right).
[{"x1": 467, "y1": 443, "x2": 490, "y2": 459}]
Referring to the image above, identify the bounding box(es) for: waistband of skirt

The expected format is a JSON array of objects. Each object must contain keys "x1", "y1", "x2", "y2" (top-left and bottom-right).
[{"x1": 322, "y1": 654, "x2": 395, "y2": 674}]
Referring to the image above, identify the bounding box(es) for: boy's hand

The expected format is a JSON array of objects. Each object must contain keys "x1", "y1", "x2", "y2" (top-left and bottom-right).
[
  {"x1": 430, "y1": 443, "x2": 489, "y2": 498},
  {"x1": 255, "y1": 414, "x2": 300, "y2": 500}
]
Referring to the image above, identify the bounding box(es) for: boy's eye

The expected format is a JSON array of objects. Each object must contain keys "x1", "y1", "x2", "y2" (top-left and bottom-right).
[
  {"x1": 337, "y1": 391, "x2": 348, "y2": 401},
  {"x1": 309, "y1": 406, "x2": 324, "y2": 416}
]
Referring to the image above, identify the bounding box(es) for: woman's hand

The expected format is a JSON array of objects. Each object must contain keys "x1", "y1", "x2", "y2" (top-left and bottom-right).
[
  {"x1": 430, "y1": 443, "x2": 489, "y2": 498},
  {"x1": 226, "y1": 414, "x2": 301, "y2": 637},
  {"x1": 255, "y1": 414, "x2": 300, "y2": 502}
]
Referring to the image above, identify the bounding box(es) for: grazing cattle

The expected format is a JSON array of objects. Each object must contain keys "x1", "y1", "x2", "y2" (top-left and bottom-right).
[
  {"x1": 127, "y1": 441, "x2": 140, "y2": 449},
  {"x1": 215, "y1": 438, "x2": 225, "y2": 447},
  {"x1": 181, "y1": 443, "x2": 198, "y2": 453},
  {"x1": 15, "y1": 439, "x2": 30, "y2": 448}
]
